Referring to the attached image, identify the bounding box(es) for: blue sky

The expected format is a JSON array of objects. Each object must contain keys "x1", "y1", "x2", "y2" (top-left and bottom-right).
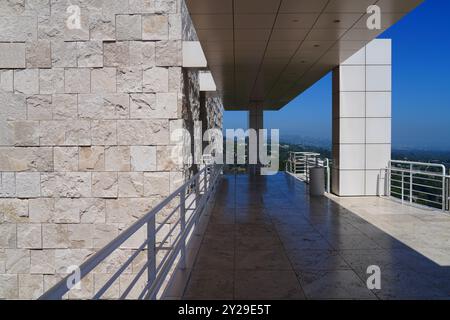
[{"x1": 223, "y1": 0, "x2": 450, "y2": 150}]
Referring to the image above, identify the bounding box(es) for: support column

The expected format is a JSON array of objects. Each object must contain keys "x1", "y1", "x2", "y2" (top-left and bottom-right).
[
  {"x1": 332, "y1": 39, "x2": 392, "y2": 196},
  {"x1": 248, "y1": 105, "x2": 264, "y2": 174}
]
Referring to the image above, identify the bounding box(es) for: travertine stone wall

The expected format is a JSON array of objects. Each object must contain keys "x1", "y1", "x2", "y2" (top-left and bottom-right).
[{"x1": 0, "y1": 0, "x2": 223, "y2": 299}]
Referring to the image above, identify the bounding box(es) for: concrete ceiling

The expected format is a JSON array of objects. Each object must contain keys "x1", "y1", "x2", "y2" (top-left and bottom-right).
[{"x1": 186, "y1": 0, "x2": 424, "y2": 110}]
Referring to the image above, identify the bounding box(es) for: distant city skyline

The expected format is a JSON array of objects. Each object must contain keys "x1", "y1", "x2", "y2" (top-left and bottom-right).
[{"x1": 223, "y1": 0, "x2": 450, "y2": 151}]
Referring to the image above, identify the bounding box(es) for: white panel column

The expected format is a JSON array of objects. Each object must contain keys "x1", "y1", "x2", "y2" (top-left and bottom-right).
[{"x1": 332, "y1": 39, "x2": 392, "y2": 196}]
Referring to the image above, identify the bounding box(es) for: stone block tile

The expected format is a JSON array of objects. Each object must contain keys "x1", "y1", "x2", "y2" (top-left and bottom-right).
[
  {"x1": 54, "y1": 249, "x2": 94, "y2": 274},
  {"x1": 129, "y1": 41, "x2": 155, "y2": 68},
  {"x1": 91, "y1": 67, "x2": 117, "y2": 93},
  {"x1": 144, "y1": 172, "x2": 170, "y2": 197},
  {"x1": 17, "y1": 223, "x2": 42, "y2": 249},
  {"x1": 51, "y1": 41, "x2": 77, "y2": 67},
  {"x1": 77, "y1": 41, "x2": 103, "y2": 67},
  {"x1": 130, "y1": 93, "x2": 156, "y2": 119},
  {"x1": 0, "y1": 223, "x2": 16, "y2": 248},
  {"x1": 5, "y1": 248, "x2": 30, "y2": 274},
  {"x1": 41, "y1": 172, "x2": 91, "y2": 198},
  {"x1": 54, "y1": 147, "x2": 79, "y2": 172},
  {"x1": 0, "y1": 147, "x2": 53, "y2": 172},
  {"x1": 0, "y1": 43, "x2": 26, "y2": 68},
  {"x1": 0, "y1": 16, "x2": 37, "y2": 41},
  {"x1": 52, "y1": 94, "x2": 78, "y2": 119},
  {"x1": 27, "y1": 95, "x2": 53, "y2": 120},
  {"x1": 30, "y1": 249, "x2": 56, "y2": 274},
  {"x1": 14, "y1": 69, "x2": 39, "y2": 94},
  {"x1": 19, "y1": 274, "x2": 44, "y2": 299},
  {"x1": 90, "y1": 12, "x2": 115, "y2": 41},
  {"x1": 0, "y1": 274, "x2": 18, "y2": 299},
  {"x1": 117, "y1": 120, "x2": 169, "y2": 145},
  {"x1": 26, "y1": 40, "x2": 51, "y2": 68},
  {"x1": 143, "y1": 67, "x2": 169, "y2": 93},
  {"x1": 104, "y1": 41, "x2": 130, "y2": 67},
  {"x1": 142, "y1": 15, "x2": 168, "y2": 40},
  {"x1": 105, "y1": 146, "x2": 131, "y2": 172},
  {"x1": 68, "y1": 224, "x2": 94, "y2": 249},
  {"x1": 118, "y1": 172, "x2": 144, "y2": 197},
  {"x1": 42, "y1": 224, "x2": 70, "y2": 249},
  {"x1": 78, "y1": 94, "x2": 129, "y2": 120},
  {"x1": 130, "y1": 146, "x2": 157, "y2": 171},
  {"x1": 0, "y1": 92, "x2": 27, "y2": 121},
  {"x1": 65, "y1": 68, "x2": 91, "y2": 93},
  {"x1": 40, "y1": 120, "x2": 91, "y2": 146},
  {"x1": 92, "y1": 120, "x2": 117, "y2": 146},
  {"x1": 116, "y1": 14, "x2": 142, "y2": 41},
  {"x1": 79, "y1": 146, "x2": 105, "y2": 171},
  {"x1": 117, "y1": 67, "x2": 143, "y2": 93},
  {"x1": 92, "y1": 172, "x2": 118, "y2": 198},
  {"x1": 156, "y1": 40, "x2": 182, "y2": 66},
  {"x1": 12, "y1": 121, "x2": 40, "y2": 147},
  {"x1": 16, "y1": 172, "x2": 41, "y2": 198}
]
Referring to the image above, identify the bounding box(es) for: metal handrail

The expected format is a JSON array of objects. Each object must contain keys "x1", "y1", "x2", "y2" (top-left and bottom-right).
[
  {"x1": 384, "y1": 160, "x2": 449, "y2": 212},
  {"x1": 39, "y1": 164, "x2": 223, "y2": 300},
  {"x1": 286, "y1": 151, "x2": 330, "y2": 193}
]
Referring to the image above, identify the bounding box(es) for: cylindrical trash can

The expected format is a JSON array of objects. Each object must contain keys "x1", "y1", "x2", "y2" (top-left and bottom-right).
[{"x1": 309, "y1": 167, "x2": 325, "y2": 196}]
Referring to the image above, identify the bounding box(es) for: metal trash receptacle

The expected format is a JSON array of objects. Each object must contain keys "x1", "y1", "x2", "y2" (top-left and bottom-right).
[{"x1": 309, "y1": 167, "x2": 325, "y2": 196}]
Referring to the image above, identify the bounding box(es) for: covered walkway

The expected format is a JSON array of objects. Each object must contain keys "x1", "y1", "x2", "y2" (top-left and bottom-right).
[{"x1": 179, "y1": 173, "x2": 450, "y2": 300}]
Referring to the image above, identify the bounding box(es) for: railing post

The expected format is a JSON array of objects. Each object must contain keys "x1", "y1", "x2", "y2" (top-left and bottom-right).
[
  {"x1": 179, "y1": 188, "x2": 186, "y2": 269},
  {"x1": 409, "y1": 163, "x2": 413, "y2": 204},
  {"x1": 147, "y1": 215, "x2": 156, "y2": 299},
  {"x1": 401, "y1": 171, "x2": 404, "y2": 203}
]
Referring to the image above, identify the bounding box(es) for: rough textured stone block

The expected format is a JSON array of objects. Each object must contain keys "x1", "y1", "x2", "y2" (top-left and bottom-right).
[
  {"x1": 157, "y1": 145, "x2": 179, "y2": 170},
  {"x1": 0, "y1": 173, "x2": 16, "y2": 198},
  {"x1": 92, "y1": 172, "x2": 118, "y2": 198},
  {"x1": 0, "y1": 93, "x2": 26, "y2": 120},
  {"x1": 14, "y1": 69, "x2": 39, "y2": 94},
  {"x1": 5, "y1": 249, "x2": 30, "y2": 273},
  {"x1": 168, "y1": 67, "x2": 182, "y2": 93},
  {"x1": 0, "y1": 223, "x2": 16, "y2": 248},
  {"x1": 0, "y1": 120, "x2": 14, "y2": 146},
  {"x1": 27, "y1": 95, "x2": 53, "y2": 120},
  {"x1": 93, "y1": 224, "x2": 118, "y2": 248},
  {"x1": 170, "y1": 171, "x2": 184, "y2": 193},
  {"x1": 79, "y1": 146, "x2": 105, "y2": 171},
  {"x1": 26, "y1": 40, "x2": 51, "y2": 68},
  {"x1": 129, "y1": 0, "x2": 155, "y2": 13},
  {"x1": 117, "y1": 67, "x2": 143, "y2": 93},
  {"x1": 156, "y1": 92, "x2": 179, "y2": 118},
  {"x1": 129, "y1": 41, "x2": 155, "y2": 68},
  {"x1": 54, "y1": 198, "x2": 81, "y2": 223},
  {"x1": 0, "y1": 70, "x2": 14, "y2": 92},
  {"x1": 17, "y1": 224, "x2": 42, "y2": 249},
  {"x1": 104, "y1": 41, "x2": 129, "y2": 67},
  {"x1": 117, "y1": 120, "x2": 169, "y2": 145},
  {"x1": 30, "y1": 249, "x2": 55, "y2": 274},
  {"x1": 12, "y1": 120, "x2": 40, "y2": 146},
  {"x1": 54, "y1": 249, "x2": 94, "y2": 273},
  {"x1": 42, "y1": 224, "x2": 69, "y2": 249},
  {"x1": 156, "y1": 40, "x2": 182, "y2": 66},
  {"x1": 91, "y1": 68, "x2": 117, "y2": 93},
  {"x1": 39, "y1": 69, "x2": 65, "y2": 94},
  {"x1": 0, "y1": 199, "x2": 28, "y2": 223},
  {"x1": 40, "y1": 120, "x2": 91, "y2": 146},
  {"x1": 41, "y1": 172, "x2": 91, "y2": 198},
  {"x1": 79, "y1": 198, "x2": 106, "y2": 223},
  {"x1": 78, "y1": 94, "x2": 129, "y2": 119},
  {"x1": 155, "y1": 0, "x2": 177, "y2": 13},
  {"x1": 0, "y1": 43, "x2": 26, "y2": 68},
  {"x1": 106, "y1": 198, "x2": 155, "y2": 224},
  {"x1": 116, "y1": 15, "x2": 142, "y2": 40},
  {"x1": 19, "y1": 274, "x2": 44, "y2": 299},
  {"x1": 144, "y1": 172, "x2": 170, "y2": 197},
  {"x1": 130, "y1": 146, "x2": 156, "y2": 171},
  {"x1": 52, "y1": 94, "x2": 78, "y2": 120},
  {"x1": 92, "y1": 120, "x2": 117, "y2": 145},
  {"x1": 90, "y1": 12, "x2": 115, "y2": 41},
  {"x1": 142, "y1": 15, "x2": 168, "y2": 40},
  {"x1": 77, "y1": 41, "x2": 103, "y2": 67},
  {"x1": 105, "y1": 146, "x2": 131, "y2": 172},
  {"x1": 0, "y1": 0, "x2": 25, "y2": 15},
  {"x1": 68, "y1": 224, "x2": 94, "y2": 248},
  {"x1": 143, "y1": 67, "x2": 169, "y2": 93},
  {"x1": 65, "y1": 68, "x2": 91, "y2": 93},
  {"x1": 0, "y1": 274, "x2": 18, "y2": 299},
  {"x1": 28, "y1": 198, "x2": 53, "y2": 223},
  {"x1": 16, "y1": 172, "x2": 41, "y2": 198},
  {"x1": 0, "y1": 147, "x2": 53, "y2": 172},
  {"x1": 130, "y1": 93, "x2": 156, "y2": 119},
  {"x1": 169, "y1": 14, "x2": 182, "y2": 40},
  {"x1": 118, "y1": 172, "x2": 144, "y2": 197},
  {"x1": 0, "y1": 16, "x2": 37, "y2": 41},
  {"x1": 51, "y1": 41, "x2": 77, "y2": 67}
]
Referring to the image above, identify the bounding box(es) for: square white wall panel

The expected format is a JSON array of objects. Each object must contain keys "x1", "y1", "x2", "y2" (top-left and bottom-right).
[
  {"x1": 366, "y1": 144, "x2": 391, "y2": 170},
  {"x1": 339, "y1": 144, "x2": 365, "y2": 170},
  {"x1": 342, "y1": 46, "x2": 366, "y2": 65},
  {"x1": 366, "y1": 39, "x2": 391, "y2": 65},
  {"x1": 366, "y1": 118, "x2": 391, "y2": 144},
  {"x1": 366, "y1": 65, "x2": 392, "y2": 91},
  {"x1": 365, "y1": 170, "x2": 387, "y2": 196},
  {"x1": 339, "y1": 170, "x2": 365, "y2": 196},
  {"x1": 366, "y1": 92, "x2": 391, "y2": 117},
  {"x1": 340, "y1": 92, "x2": 365, "y2": 117},
  {"x1": 340, "y1": 65, "x2": 365, "y2": 91},
  {"x1": 339, "y1": 118, "x2": 365, "y2": 144}
]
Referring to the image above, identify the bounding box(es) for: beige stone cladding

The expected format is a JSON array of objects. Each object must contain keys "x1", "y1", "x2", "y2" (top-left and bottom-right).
[{"x1": 0, "y1": 0, "x2": 223, "y2": 299}]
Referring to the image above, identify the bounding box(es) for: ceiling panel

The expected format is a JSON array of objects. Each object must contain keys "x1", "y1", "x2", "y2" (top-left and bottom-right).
[{"x1": 185, "y1": 0, "x2": 424, "y2": 110}]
